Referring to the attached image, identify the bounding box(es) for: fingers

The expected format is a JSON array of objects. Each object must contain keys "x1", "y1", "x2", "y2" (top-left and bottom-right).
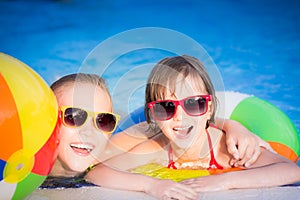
[
  {"x1": 235, "y1": 146, "x2": 254, "y2": 167},
  {"x1": 180, "y1": 178, "x2": 208, "y2": 193},
  {"x1": 161, "y1": 181, "x2": 198, "y2": 200},
  {"x1": 181, "y1": 177, "x2": 225, "y2": 193},
  {"x1": 180, "y1": 178, "x2": 196, "y2": 185},
  {"x1": 175, "y1": 186, "x2": 198, "y2": 200},
  {"x1": 226, "y1": 137, "x2": 240, "y2": 160},
  {"x1": 228, "y1": 138, "x2": 251, "y2": 167},
  {"x1": 228, "y1": 137, "x2": 253, "y2": 167},
  {"x1": 163, "y1": 186, "x2": 198, "y2": 200},
  {"x1": 232, "y1": 143, "x2": 262, "y2": 167},
  {"x1": 225, "y1": 128, "x2": 276, "y2": 168},
  {"x1": 244, "y1": 145, "x2": 261, "y2": 167},
  {"x1": 236, "y1": 138, "x2": 248, "y2": 159}
]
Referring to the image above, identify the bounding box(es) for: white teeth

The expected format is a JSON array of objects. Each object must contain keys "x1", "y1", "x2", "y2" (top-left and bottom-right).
[
  {"x1": 173, "y1": 126, "x2": 193, "y2": 139},
  {"x1": 174, "y1": 127, "x2": 189, "y2": 131},
  {"x1": 70, "y1": 143, "x2": 93, "y2": 152}
]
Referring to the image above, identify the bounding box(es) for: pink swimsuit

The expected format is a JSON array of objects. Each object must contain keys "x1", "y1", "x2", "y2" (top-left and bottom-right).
[{"x1": 168, "y1": 127, "x2": 223, "y2": 170}]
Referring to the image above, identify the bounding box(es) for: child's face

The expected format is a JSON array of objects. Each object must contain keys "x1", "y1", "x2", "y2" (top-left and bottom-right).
[
  {"x1": 55, "y1": 82, "x2": 112, "y2": 174},
  {"x1": 155, "y1": 75, "x2": 212, "y2": 149}
]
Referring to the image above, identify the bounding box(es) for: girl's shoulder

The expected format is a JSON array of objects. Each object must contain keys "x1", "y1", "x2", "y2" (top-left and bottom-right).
[{"x1": 209, "y1": 123, "x2": 225, "y2": 134}]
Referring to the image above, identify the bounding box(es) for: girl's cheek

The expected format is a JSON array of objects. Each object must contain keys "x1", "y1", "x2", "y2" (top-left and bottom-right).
[
  {"x1": 196, "y1": 116, "x2": 208, "y2": 130},
  {"x1": 157, "y1": 121, "x2": 169, "y2": 131},
  {"x1": 100, "y1": 134, "x2": 110, "y2": 142},
  {"x1": 59, "y1": 126, "x2": 77, "y2": 141},
  {"x1": 96, "y1": 132, "x2": 110, "y2": 143}
]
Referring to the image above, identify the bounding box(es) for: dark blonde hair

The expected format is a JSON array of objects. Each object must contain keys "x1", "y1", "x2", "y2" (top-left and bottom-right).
[
  {"x1": 51, "y1": 73, "x2": 112, "y2": 104},
  {"x1": 145, "y1": 55, "x2": 217, "y2": 125}
]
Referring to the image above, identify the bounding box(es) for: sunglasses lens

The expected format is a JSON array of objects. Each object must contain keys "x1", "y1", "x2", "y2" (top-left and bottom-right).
[
  {"x1": 64, "y1": 107, "x2": 88, "y2": 127},
  {"x1": 184, "y1": 97, "x2": 206, "y2": 115},
  {"x1": 95, "y1": 113, "x2": 117, "y2": 132},
  {"x1": 152, "y1": 101, "x2": 176, "y2": 120}
]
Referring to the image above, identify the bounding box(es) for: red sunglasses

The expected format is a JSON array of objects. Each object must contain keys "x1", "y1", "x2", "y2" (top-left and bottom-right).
[
  {"x1": 148, "y1": 95, "x2": 212, "y2": 121},
  {"x1": 60, "y1": 106, "x2": 120, "y2": 133}
]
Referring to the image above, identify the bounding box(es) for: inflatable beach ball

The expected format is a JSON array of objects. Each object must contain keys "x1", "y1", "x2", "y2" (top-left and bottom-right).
[
  {"x1": 0, "y1": 53, "x2": 59, "y2": 199},
  {"x1": 216, "y1": 91, "x2": 300, "y2": 161}
]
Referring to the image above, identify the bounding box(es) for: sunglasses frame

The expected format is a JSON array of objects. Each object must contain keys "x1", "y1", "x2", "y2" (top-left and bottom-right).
[
  {"x1": 60, "y1": 106, "x2": 120, "y2": 134},
  {"x1": 148, "y1": 95, "x2": 212, "y2": 121}
]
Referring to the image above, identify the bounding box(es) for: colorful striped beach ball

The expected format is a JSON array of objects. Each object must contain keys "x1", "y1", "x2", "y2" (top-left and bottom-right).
[{"x1": 0, "y1": 53, "x2": 59, "y2": 199}]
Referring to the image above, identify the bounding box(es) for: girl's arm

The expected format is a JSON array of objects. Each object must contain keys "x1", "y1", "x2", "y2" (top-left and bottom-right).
[
  {"x1": 215, "y1": 118, "x2": 273, "y2": 167},
  {"x1": 99, "y1": 122, "x2": 152, "y2": 162},
  {"x1": 182, "y1": 148, "x2": 300, "y2": 191},
  {"x1": 102, "y1": 135, "x2": 168, "y2": 171},
  {"x1": 85, "y1": 164, "x2": 197, "y2": 200},
  {"x1": 103, "y1": 119, "x2": 271, "y2": 168},
  {"x1": 102, "y1": 117, "x2": 271, "y2": 168},
  {"x1": 86, "y1": 135, "x2": 193, "y2": 199}
]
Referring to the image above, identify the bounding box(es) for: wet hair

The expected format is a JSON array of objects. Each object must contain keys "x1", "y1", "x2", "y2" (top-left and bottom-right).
[
  {"x1": 51, "y1": 73, "x2": 112, "y2": 104},
  {"x1": 145, "y1": 55, "x2": 217, "y2": 126}
]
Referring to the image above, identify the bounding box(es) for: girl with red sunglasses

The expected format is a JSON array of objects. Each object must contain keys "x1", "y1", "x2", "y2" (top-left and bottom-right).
[{"x1": 94, "y1": 55, "x2": 300, "y2": 193}]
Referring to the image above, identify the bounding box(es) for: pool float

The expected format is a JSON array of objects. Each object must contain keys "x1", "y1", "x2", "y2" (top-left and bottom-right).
[
  {"x1": 115, "y1": 92, "x2": 299, "y2": 182},
  {"x1": 0, "y1": 53, "x2": 59, "y2": 199}
]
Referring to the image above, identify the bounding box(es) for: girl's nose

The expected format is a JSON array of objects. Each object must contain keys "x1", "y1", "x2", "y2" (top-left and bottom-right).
[
  {"x1": 79, "y1": 117, "x2": 97, "y2": 136},
  {"x1": 173, "y1": 105, "x2": 184, "y2": 121}
]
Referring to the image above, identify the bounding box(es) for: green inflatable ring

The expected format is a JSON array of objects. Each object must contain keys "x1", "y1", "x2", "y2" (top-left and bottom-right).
[{"x1": 230, "y1": 96, "x2": 299, "y2": 159}]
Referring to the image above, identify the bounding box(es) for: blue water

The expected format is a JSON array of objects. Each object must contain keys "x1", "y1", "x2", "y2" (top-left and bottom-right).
[{"x1": 1, "y1": 0, "x2": 299, "y2": 133}]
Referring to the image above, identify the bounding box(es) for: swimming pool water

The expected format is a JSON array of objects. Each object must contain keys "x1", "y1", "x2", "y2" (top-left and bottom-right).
[{"x1": 1, "y1": 0, "x2": 299, "y2": 133}]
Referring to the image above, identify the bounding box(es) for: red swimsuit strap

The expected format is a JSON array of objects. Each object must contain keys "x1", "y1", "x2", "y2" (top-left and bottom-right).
[
  {"x1": 168, "y1": 144, "x2": 177, "y2": 169},
  {"x1": 205, "y1": 128, "x2": 223, "y2": 170},
  {"x1": 167, "y1": 126, "x2": 223, "y2": 170}
]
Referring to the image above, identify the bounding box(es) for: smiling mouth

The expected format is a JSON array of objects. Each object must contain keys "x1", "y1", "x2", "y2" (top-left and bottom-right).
[
  {"x1": 70, "y1": 143, "x2": 94, "y2": 156},
  {"x1": 173, "y1": 126, "x2": 193, "y2": 139}
]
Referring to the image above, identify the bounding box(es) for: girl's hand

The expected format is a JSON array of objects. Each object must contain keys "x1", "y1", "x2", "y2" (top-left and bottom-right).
[
  {"x1": 146, "y1": 178, "x2": 198, "y2": 200},
  {"x1": 181, "y1": 175, "x2": 227, "y2": 192},
  {"x1": 223, "y1": 120, "x2": 274, "y2": 167}
]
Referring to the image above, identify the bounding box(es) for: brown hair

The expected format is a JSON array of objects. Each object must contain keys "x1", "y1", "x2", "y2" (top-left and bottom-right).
[{"x1": 145, "y1": 55, "x2": 217, "y2": 126}]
